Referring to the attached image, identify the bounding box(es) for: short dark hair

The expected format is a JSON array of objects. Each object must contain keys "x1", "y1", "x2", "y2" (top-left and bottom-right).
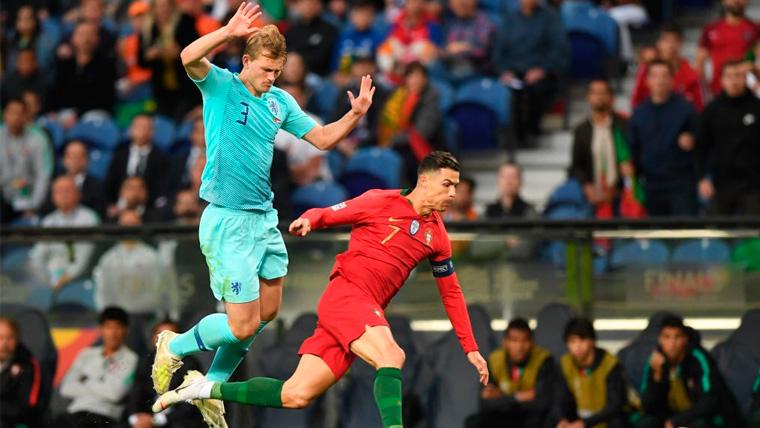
[
  {"x1": 3, "y1": 97, "x2": 26, "y2": 110},
  {"x1": 588, "y1": 79, "x2": 613, "y2": 95},
  {"x1": 404, "y1": 61, "x2": 428, "y2": 78},
  {"x1": 417, "y1": 151, "x2": 460, "y2": 175},
  {"x1": 151, "y1": 318, "x2": 178, "y2": 335},
  {"x1": 720, "y1": 59, "x2": 746, "y2": 76},
  {"x1": 564, "y1": 317, "x2": 596, "y2": 341},
  {"x1": 659, "y1": 315, "x2": 686, "y2": 334},
  {"x1": 659, "y1": 22, "x2": 683, "y2": 39},
  {"x1": 505, "y1": 318, "x2": 532, "y2": 337},
  {"x1": 647, "y1": 59, "x2": 674, "y2": 76},
  {"x1": 98, "y1": 306, "x2": 129, "y2": 326}
]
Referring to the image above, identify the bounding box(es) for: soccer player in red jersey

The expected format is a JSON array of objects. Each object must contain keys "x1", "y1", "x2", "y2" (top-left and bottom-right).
[{"x1": 152, "y1": 151, "x2": 489, "y2": 428}]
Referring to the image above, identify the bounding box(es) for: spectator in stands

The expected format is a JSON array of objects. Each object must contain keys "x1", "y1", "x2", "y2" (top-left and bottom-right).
[
  {"x1": 116, "y1": 0, "x2": 152, "y2": 100},
  {"x1": 61, "y1": 0, "x2": 118, "y2": 57},
  {"x1": 637, "y1": 316, "x2": 739, "y2": 428},
  {"x1": 58, "y1": 140, "x2": 106, "y2": 215},
  {"x1": 696, "y1": 0, "x2": 758, "y2": 95},
  {"x1": 441, "y1": 0, "x2": 496, "y2": 82},
  {"x1": 0, "y1": 98, "x2": 52, "y2": 224},
  {"x1": 51, "y1": 21, "x2": 117, "y2": 115},
  {"x1": 275, "y1": 81, "x2": 331, "y2": 186},
  {"x1": 629, "y1": 59, "x2": 698, "y2": 216},
  {"x1": 378, "y1": 61, "x2": 444, "y2": 186},
  {"x1": 466, "y1": 318, "x2": 555, "y2": 428},
  {"x1": 2, "y1": 5, "x2": 59, "y2": 76},
  {"x1": 286, "y1": 0, "x2": 339, "y2": 77},
  {"x1": 21, "y1": 90, "x2": 44, "y2": 122},
  {"x1": 377, "y1": 0, "x2": 443, "y2": 84},
  {"x1": 486, "y1": 163, "x2": 536, "y2": 218},
  {"x1": 443, "y1": 176, "x2": 478, "y2": 221},
  {"x1": 138, "y1": 0, "x2": 200, "y2": 120},
  {"x1": 56, "y1": 306, "x2": 138, "y2": 428},
  {"x1": 94, "y1": 210, "x2": 179, "y2": 318},
  {"x1": 571, "y1": 79, "x2": 636, "y2": 218},
  {"x1": 29, "y1": 176, "x2": 99, "y2": 290},
  {"x1": 179, "y1": 0, "x2": 221, "y2": 36},
  {"x1": 495, "y1": 0, "x2": 568, "y2": 145},
  {"x1": 105, "y1": 113, "x2": 169, "y2": 208},
  {"x1": 697, "y1": 60, "x2": 760, "y2": 216},
  {"x1": 212, "y1": 37, "x2": 245, "y2": 73},
  {"x1": 332, "y1": 0, "x2": 383, "y2": 77},
  {"x1": 170, "y1": 117, "x2": 206, "y2": 194},
  {"x1": 0, "y1": 317, "x2": 42, "y2": 428},
  {"x1": 1, "y1": 48, "x2": 47, "y2": 108},
  {"x1": 126, "y1": 319, "x2": 206, "y2": 428},
  {"x1": 746, "y1": 40, "x2": 760, "y2": 98},
  {"x1": 555, "y1": 317, "x2": 627, "y2": 428},
  {"x1": 631, "y1": 23, "x2": 703, "y2": 111},
  {"x1": 106, "y1": 176, "x2": 168, "y2": 223}
]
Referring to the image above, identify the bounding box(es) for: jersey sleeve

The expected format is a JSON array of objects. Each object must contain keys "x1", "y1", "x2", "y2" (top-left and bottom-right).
[
  {"x1": 301, "y1": 190, "x2": 384, "y2": 229},
  {"x1": 281, "y1": 90, "x2": 317, "y2": 139},
  {"x1": 189, "y1": 64, "x2": 234, "y2": 99}
]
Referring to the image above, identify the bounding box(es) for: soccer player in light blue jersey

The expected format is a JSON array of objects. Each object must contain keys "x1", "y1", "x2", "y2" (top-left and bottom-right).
[{"x1": 150, "y1": 3, "x2": 376, "y2": 426}]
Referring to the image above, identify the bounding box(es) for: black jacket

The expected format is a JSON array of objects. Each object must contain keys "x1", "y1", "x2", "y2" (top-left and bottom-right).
[
  {"x1": 104, "y1": 143, "x2": 169, "y2": 206},
  {"x1": 486, "y1": 196, "x2": 537, "y2": 219},
  {"x1": 480, "y1": 354, "x2": 556, "y2": 419},
  {"x1": 43, "y1": 173, "x2": 106, "y2": 217},
  {"x1": 128, "y1": 350, "x2": 206, "y2": 428},
  {"x1": 1, "y1": 344, "x2": 41, "y2": 428},
  {"x1": 570, "y1": 113, "x2": 629, "y2": 187},
  {"x1": 697, "y1": 90, "x2": 760, "y2": 192},
  {"x1": 285, "y1": 16, "x2": 339, "y2": 76},
  {"x1": 51, "y1": 52, "x2": 116, "y2": 114}
]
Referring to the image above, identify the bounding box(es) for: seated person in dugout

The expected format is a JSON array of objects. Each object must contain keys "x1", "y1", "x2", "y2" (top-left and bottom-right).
[
  {"x1": 637, "y1": 315, "x2": 743, "y2": 428},
  {"x1": 466, "y1": 318, "x2": 556, "y2": 428},
  {"x1": 555, "y1": 317, "x2": 628, "y2": 428}
]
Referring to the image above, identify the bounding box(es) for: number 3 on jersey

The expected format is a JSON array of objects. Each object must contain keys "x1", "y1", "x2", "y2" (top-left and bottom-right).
[{"x1": 236, "y1": 102, "x2": 250, "y2": 125}]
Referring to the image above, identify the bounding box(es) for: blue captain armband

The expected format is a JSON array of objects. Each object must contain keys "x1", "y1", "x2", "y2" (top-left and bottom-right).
[{"x1": 431, "y1": 258, "x2": 455, "y2": 278}]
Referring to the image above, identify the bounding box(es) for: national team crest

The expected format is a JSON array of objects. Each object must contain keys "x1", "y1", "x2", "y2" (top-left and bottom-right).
[
  {"x1": 410, "y1": 220, "x2": 420, "y2": 235},
  {"x1": 425, "y1": 230, "x2": 433, "y2": 246},
  {"x1": 268, "y1": 99, "x2": 280, "y2": 117}
]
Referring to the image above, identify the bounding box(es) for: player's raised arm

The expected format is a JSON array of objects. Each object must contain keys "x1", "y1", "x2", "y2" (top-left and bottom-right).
[
  {"x1": 180, "y1": 2, "x2": 261, "y2": 80},
  {"x1": 288, "y1": 190, "x2": 383, "y2": 236},
  {"x1": 302, "y1": 75, "x2": 376, "y2": 150},
  {"x1": 431, "y1": 257, "x2": 490, "y2": 385}
]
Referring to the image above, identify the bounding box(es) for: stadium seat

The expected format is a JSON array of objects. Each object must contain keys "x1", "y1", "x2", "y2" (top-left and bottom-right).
[
  {"x1": 448, "y1": 103, "x2": 501, "y2": 151},
  {"x1": 38, "y1": 118, "x2": 66, "y2": 152},
  {"x1": 152, "y1": 115, "x2": 177, "y2": 153},
  {"x1": 617, "y1": 311, "x2": 677, "y2": 389},
  {"x1": 453, "y1": 78, "x2": 511, "y2": 126},
  {"x1": 426, "y1": 305, "x2": 496, "y2": 428},
  {"x1": 256, "y1": 313, "x2": 323, "y2": 428},
  {"x1": 610, "y1": 239, "x2": 669, "y2": 268},
  {"x1": 533, "y1": 303, "x2": 577, "y2": 360},
  {"x1": 712, "y1": 309, "x2": 760, "y2": 415},
  {"x1": 86, "y1": 147, "x2": 113, "y2": 181},
  {"x1": 672, "y1": 239, "x2": 731, "y2": 264},
  {"x1": 340, "y1": 147, "x2": 402, "y2": 197},
  {"x1": 291, "y1": 181, "x2": 348, "y2": 218},
  {"x1": 0, "y1": 304, "x2": 58, "y2": 425},
  {"x1": 342, "y1": 315, "x2": 422, "y2": 428},
  {"x1": 66, "y1": 115, "x2": 120, "y2": 150},
  {"x1": 52, "y1": 279, "x2": 96, "y2": 311},
  {"x1": 309, "y1": 78, "x2": 340, "y2": 121},
  {"x1": 430, "y1": 79, "x2": 454, "y2": 113},
  {"x1": 567, "y1": 30, "x2": 609, "y2": 80},
  {"x1": 561, "y1": 1, "x2": 619, "y2": 57}
]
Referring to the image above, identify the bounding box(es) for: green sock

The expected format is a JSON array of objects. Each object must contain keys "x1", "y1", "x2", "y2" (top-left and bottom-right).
[
  {"x1": 211, "y1": 377, "x2": 284, "y2": 407},
  {"x1": 374, "y1": 367, "x2": 403, "y2": 428},
  {"x1": 169, "y1": 313, "x2": 238, "y2": 357},
  {"x1": 206, "y1": 320, "x2": 270, "y2": 382}
]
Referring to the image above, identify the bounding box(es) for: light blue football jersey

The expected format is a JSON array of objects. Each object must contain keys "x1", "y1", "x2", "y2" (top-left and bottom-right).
[{"x1": 190, "y1": 64, "x2": 317, "y2": 210}]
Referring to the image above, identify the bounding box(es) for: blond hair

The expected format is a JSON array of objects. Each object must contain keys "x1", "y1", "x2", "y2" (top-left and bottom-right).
[{"x1": 245, "y1": 25, "x2": 287, "y2": 60}]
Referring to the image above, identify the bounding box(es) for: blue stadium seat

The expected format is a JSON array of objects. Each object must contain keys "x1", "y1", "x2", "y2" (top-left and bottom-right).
[
  {"x1": 38, "y1": 118, "x2": 66, "y2": 152},
  {"x1": 448, "y1": 103, "x2": 501, "y2": 151},
  {"x1": 291, "y1": 181, "x2": 348, "y2": 217},
  {"x1": 453, "y1": 78, "x2": 511, "y2": 126},
  {"x1": 478, "y1": 0, "x2": 501, "y2": 13},
  {"x1": 53, "y1": 279, "x2": 96, "y2": 311},
  {"x1": 534, "y1": 303, "x2": 577, "y2": 360},
  {"x1": 544, "y1": 179, "x2": 594, "y2": 219},
  {"x1": 87, "y1": 147, "x2": 113, "y2": 181},
  {"x1": 561, "y1": 1, "x2": 619, "y2": 56},
  {"x1": 340, "y1": 147, "x2": 402, "y2": 197},
  {"x1": 430, "y1": 78, "x2": 454, "y2": 113},
  {"x1": 152, "y1": 115, "x2": 177, "y2": 153},
  {"x1": 672, "y1": 239, "x2": 730, "y2": 264},
  {"x1": 67, "y1": 116, "x2": 120, "y2": 150},
  {"x1": 610, "y1": 239, "x2": 669, "y2": 267},
  {"x1": 568, "y1": 30, "x2": 608, "y2": 80},
  {"x1": 309, "y1": 78, "x2": 340, "y2": 121}
]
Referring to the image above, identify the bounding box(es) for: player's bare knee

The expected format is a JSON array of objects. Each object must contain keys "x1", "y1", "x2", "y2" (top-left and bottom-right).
[
  {"x1": 281, "y1": 383, "x2": 313, "y2": 409},
  {"x1": 229, "y1": 319, "x2": 259, "y2": 341},
  {"x1": 261, "y1": 306, "x2": 279, "y2": 322},
  {"x1": 377, "y1": 345, "x2": 405, "y2": 368}
]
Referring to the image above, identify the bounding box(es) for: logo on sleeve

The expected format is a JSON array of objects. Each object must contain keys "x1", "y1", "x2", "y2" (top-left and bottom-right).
[
  {"x1": 410, "y1": 220, "x2": 420, "y2": 235},
  {"x1": 330, "y1": 202, "x2": 347, "y2": 211}
]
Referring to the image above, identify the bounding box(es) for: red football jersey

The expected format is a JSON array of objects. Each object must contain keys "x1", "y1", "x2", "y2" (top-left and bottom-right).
[
  {"x1": 301, "y1": 188, "x2": 479, "y2": 353},
  {"x1": 699, "y1": 18, "x2": 759, "y2": 94}
]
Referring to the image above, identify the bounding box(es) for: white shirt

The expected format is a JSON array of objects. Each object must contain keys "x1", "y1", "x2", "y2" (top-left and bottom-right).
[
  {"x1": 126, "y1": 144, "x2": 152, "y2": 176},
  {"x1": 274, "y1": 113, "x2": 332, "y2": 182}
]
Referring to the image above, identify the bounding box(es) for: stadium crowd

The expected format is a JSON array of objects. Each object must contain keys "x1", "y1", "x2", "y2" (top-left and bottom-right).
[{"x1": 1, "y1": 0, "x2": 760, "y2": 228}]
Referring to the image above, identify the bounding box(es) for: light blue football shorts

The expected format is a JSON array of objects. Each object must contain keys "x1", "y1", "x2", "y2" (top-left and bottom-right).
[{"x1": 198, "y1": 204, "x2": 288, "y2": 303}]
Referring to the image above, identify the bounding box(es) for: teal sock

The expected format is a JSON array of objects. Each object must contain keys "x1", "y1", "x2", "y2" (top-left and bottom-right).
[
  {"x1": 374, "y1": 367, "x2": 403, "y2": 428},
  {"x1": 206, "y1": 320, "x2": 270, "y2": 382},
  {"x1": 169, "y1": 313, "x2": 239, "y2": 357},
  {"x1": 211, "y1": 377, "x2": 284, "y2": 407}
]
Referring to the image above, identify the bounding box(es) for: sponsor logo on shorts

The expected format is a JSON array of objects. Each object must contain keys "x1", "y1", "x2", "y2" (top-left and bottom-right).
[
  {"x1": 410, "y1": 220, "x2": 420, "y2": 235},
  {"x1": 331, "y1": 202, "x2": 347, "y2": 211},
  {"x1": 231, "y1": 281, "x2": 242, "y2": 295}
]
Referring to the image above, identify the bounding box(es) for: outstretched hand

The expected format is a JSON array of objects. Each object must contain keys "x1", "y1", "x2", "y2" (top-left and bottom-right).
[
  {"x1": 467, "y1": 351, "x2": 489, "y2": 385},
  {"x1": 226, "y1": 2, "x2": 262, "y2": 40},
  {"x1": 348, "y1": 75, "x2": 376, "y2": 116},
  {"x1": 288, "y1": 218, "x2": 312, "y2": 237}
]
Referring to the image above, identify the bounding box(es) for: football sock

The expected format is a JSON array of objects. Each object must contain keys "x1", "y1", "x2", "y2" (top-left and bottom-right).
[
  {"x1": 211, "y1": 377, "x2": 284, "y2": 407},
  {"x1": 169, "y1": 313, "x2": 239, "y2": 357},
  {"x1": 374, "y1": 367, "x2": 403, "y2": 428},
  {"x1": 206, "y1": 320, "x2": 269, "y2": 382}
]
